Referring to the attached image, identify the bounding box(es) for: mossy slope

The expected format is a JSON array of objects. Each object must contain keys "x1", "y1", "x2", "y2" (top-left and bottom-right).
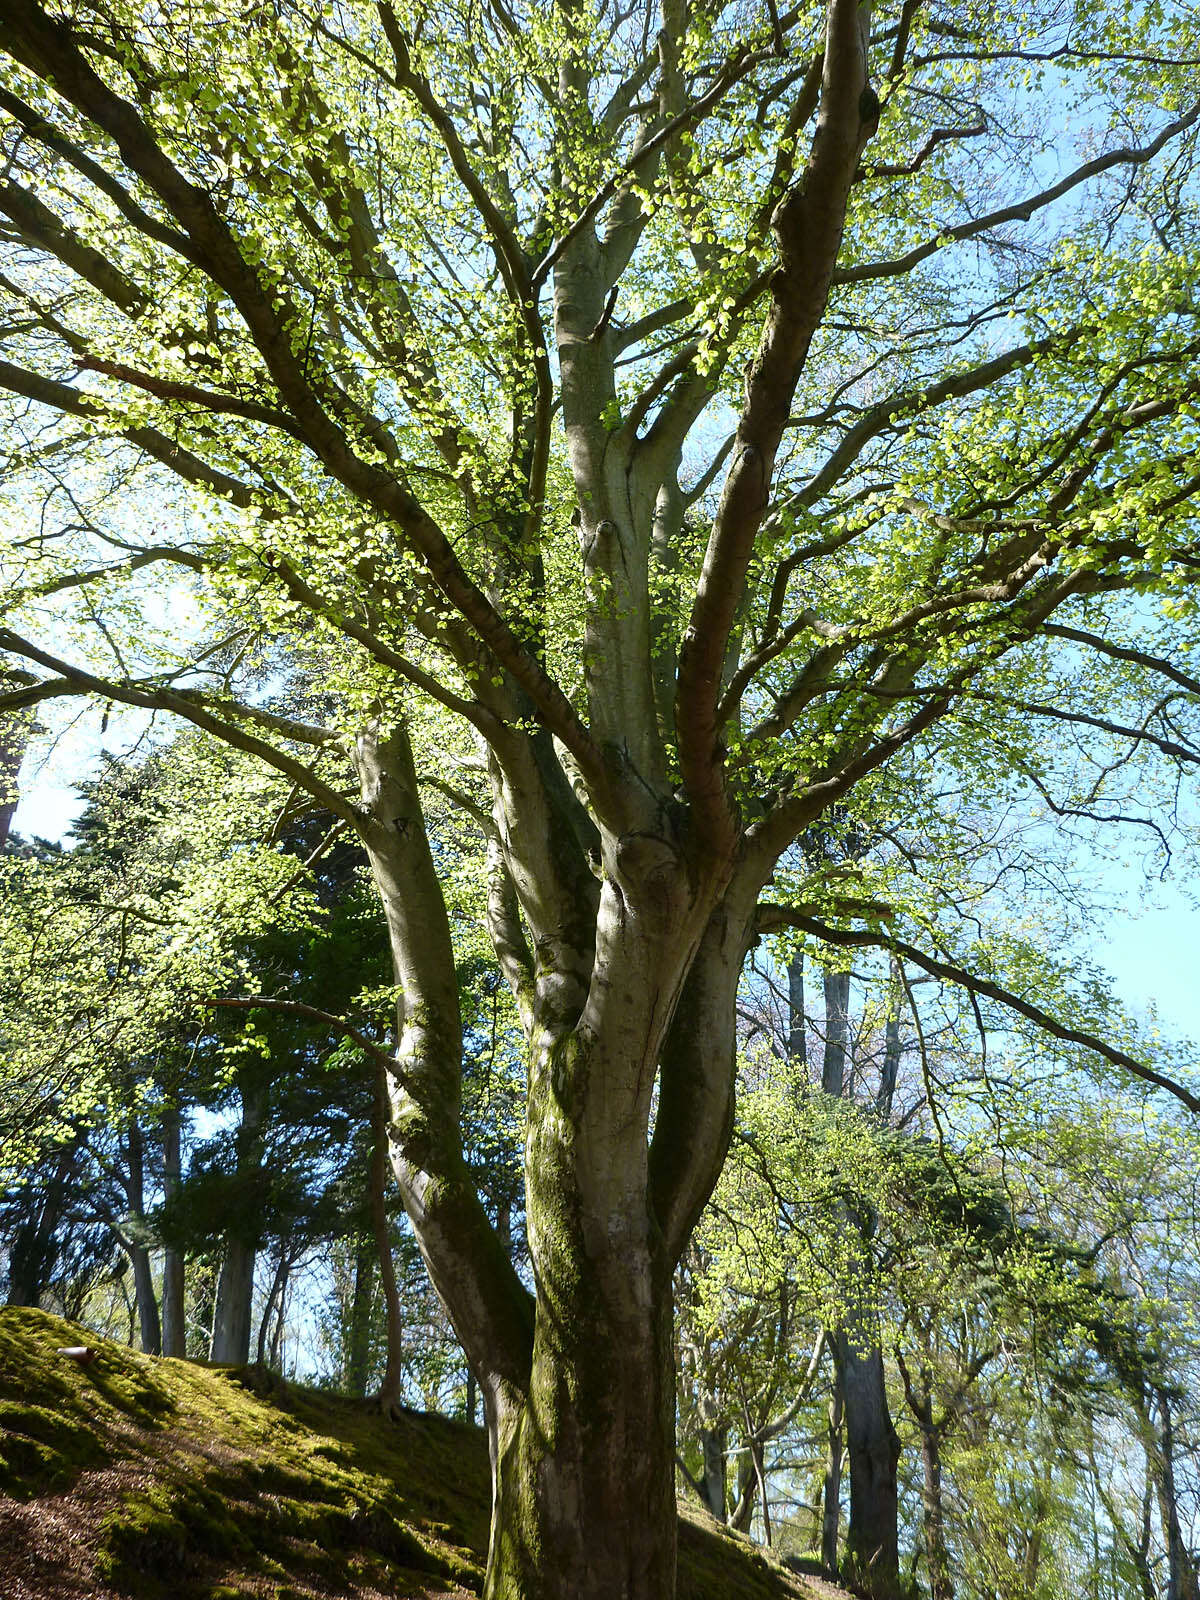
[{"x1": 0, "y1": 1308, "x2": 841, "y2": 1599}]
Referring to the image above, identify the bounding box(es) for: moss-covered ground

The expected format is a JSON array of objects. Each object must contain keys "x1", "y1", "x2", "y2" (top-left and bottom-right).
[{"x1": 0, "y1": 1308, "x2": 845, "y2": 1599}]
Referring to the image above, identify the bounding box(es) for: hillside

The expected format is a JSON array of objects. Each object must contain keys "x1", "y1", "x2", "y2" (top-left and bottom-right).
[{"x1": 0, "y1": 1309, "x2": 847, "y2": 1600}]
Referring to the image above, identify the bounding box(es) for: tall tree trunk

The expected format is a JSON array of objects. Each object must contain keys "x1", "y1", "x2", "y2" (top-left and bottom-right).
[
  {"x1": 821, "y1": 961, "x2": 901, "y2": 1598},
  {"x1": 699, "y1": 1422, "x2": 727, "y2": 1521},
  {"x1": 268, "y1": 1260, "x2": 289, "y2": 1370},
  {"x1": 129, "y1": 1242, "x2": 161, "y2": 1356},
  {"x1": 787, "y1": 952, "x2": 807, "y2": 1065},
  {"x1": 745, "y1": 1417, "x2": 773, "y2": 1549},
  {"x1": 837, "y1": 1320, "x2": 901, "y2": 1599},
  {"x1": 876, "y1": 961, "x2": 902, "y2": 1117},
  {"x1": 257, "y1": 1250, "x2": 290, "y2": 1366},
  {"x1": 485, "y1": 1245, "x2": 677, "y2": 1600},
  {"x1": 918, "y1": 1413, "x2": 953, "y2": 1600},
  {"x1": 124, "y1": 1118, "x2": 161, "y2": 1355},
  {"x1": 0, "y1": 689, "x2": 31, "y2": 850},
  {"x1": 1156, "y1": 1388, "x2": 1200, "y2": 1600},
  {"x1": 355, "y1": 718, "x2": 756, "y2": 1599},
  {"x1": 210, "y1": 1238, "x2": 256, "y2": 1363},
  {"x1": 209, "y1": 1077, "x2": 266, "y2": 1364},
  {"x1": 821, "y1": 1366, "x2": 844, "y2": 1573},
  {"x1": 821, "y1": 967, "x2": 851, "y2": 1096},
  {"x1": 160, "y1": 1106, "x2": 187, "y2": 1357},
  {"x1": 345, "y1": 1233, "x2": 376, "y2": 1397}
]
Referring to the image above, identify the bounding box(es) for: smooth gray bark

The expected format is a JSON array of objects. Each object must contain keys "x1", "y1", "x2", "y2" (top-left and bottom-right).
[
  {"x1": 129, "y1": 1241, "x2": 161, "y2": 1356},
  {"x1": 821, "y1": 967, "x2": 851, "y2": 1096},
  {"x1": 371, "y1": 1063, "x2": 405, "y2": 1413},
  {"x1": 700, "y1": 1423, "x2": 727, "y2": 1521},
  {"x1": 0, "y1": 686, "x2": 31, "y2": 849}
]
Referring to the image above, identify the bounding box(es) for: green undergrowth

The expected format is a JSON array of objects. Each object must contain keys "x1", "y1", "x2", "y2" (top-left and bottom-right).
[{"x1": 0, "y1": 1307, "x2": 831, "y2": 1599}]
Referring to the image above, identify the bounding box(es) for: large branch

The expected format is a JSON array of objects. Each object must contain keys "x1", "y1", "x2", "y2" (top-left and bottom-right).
[
  {"x1": 1, "y1": 0, "x2": 615, "y2": 811},
  {"x1": 834, "y1": 102, "x2": 1200, "y2": 285},
  {"x1": 1043, "y1": 624, "x2": 1200, "y2": 698},
  {"x1": 674, "y1": 0, "x2": 876, "y2": 854},
  {"x1": 756, "y1": 905, "x2": 1200, "y2": 1115},
  {"x1": 355, "y1": 719, "x2": 536, "y2": 1400},
  {"x1": 0, "y1": 627, "x2": 359, "y2": 822}
]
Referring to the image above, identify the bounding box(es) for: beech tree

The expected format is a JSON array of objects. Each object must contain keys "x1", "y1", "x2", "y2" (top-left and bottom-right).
[{"x1": 3, "y1": 0, "x2": 1200, "y2": 1595}]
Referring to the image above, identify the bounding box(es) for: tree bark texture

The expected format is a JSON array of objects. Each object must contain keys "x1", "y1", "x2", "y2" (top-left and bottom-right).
[
  {"x1": 1156, "y1": 1389, "x2": 1200, "y2": 1600},
  {"x1": 918, "y1": 1411, "x2": 954, "y2": 1600},
  {"x1": 129, "y1": 1241, "x2": 161, "y2": 1357},
  {"x1": 699, "y1": 1423, "x2": 727, "y2": 1521}
]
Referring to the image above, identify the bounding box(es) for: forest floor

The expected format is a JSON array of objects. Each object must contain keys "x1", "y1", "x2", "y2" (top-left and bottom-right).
[{"x1": 0, "y1": 1308, "x2": 848, "y2": 1600}]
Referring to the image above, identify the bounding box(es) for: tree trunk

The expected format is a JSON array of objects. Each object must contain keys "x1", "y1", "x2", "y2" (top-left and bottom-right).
[
  {"x1": 821, "y1": 959, "x2": 900, "y2": 1598},
  {"x1": 821, "y1": 968, "x2": 851, "y2": 1096},
  {"x1": 160, "y1": 1107, "x2": 187, "y2": 1357},
  {"x1": 268, "y1": 1260, "x2": 289, "y2": 1370},
  {"x1": 210, "y1": 1077, "x2": 266, "y2": 1364},
  {"x1": 124, "y1": 1118, "x2": 161, "y2": 1355},
  {"x1": 699, "y1": 1423, "x2": 727, "y2": 1521},
  {"x1": 129, "y1": 1241, "x2": 161, "y2": 1356},
  {"x1": 787, "y1": 952, "x2": 807, "y2": 1065},
  {"x1": 918, "y1": 1415, "x2": 953, "y2": 1600},
  {"x1": 1156, "y1": 1388, "x2": 1200, "y2": 1600},
  {"x1": 876, "y1": 962, "x2": 902, "y2": 1117},
  {"x1": 837, "y1": 1325, "x2": 902, "y2": 1599},
  {"x1": 821, "y1": 1365, "x2": 844, "y2": 1573},
  {"x1": 257, "y1": 1250, "x2": 290, "y2": 1366},
  {"x1": 210, "y1": 1238, "x2": 256, "y2": 1363},
  {"x1": 485, "y1": 1253, "x2": 677, "y2": 1600},
  {"x1": 345, "y1": 1233, "x2": 375, "y2": 1397},
  {"x1": 355, "y1": 720, "x2": 749, "y2": 1599},
  {"x1": 0, "y1": 689, "x2": 31, "y2": 850}
]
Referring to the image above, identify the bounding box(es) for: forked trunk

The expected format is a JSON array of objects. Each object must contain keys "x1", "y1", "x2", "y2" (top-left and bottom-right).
[{"x1": 354, "y1": 722, "x2": 739, "y2": 1600}]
